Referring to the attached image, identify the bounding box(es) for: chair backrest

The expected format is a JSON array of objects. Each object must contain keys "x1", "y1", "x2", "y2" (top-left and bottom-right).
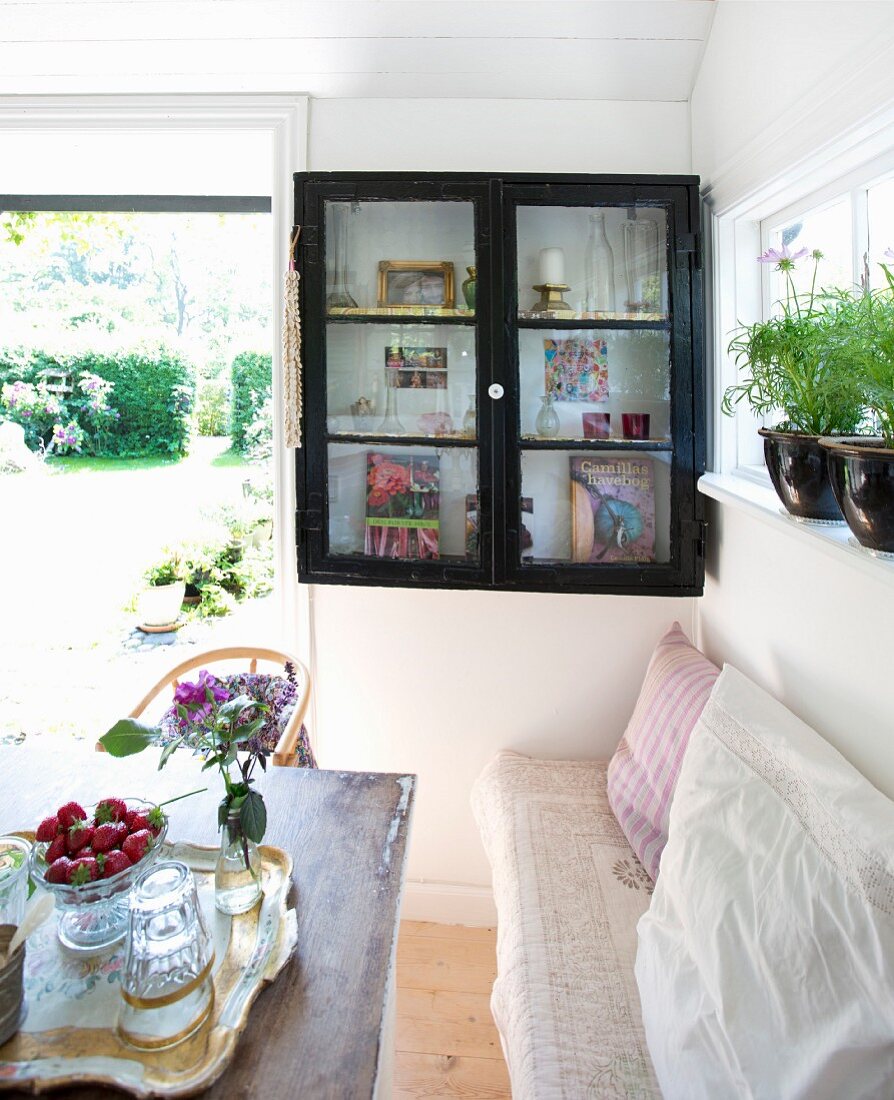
[{"x1": 103, "y1": 646, "x2": 312, "y2": 768}]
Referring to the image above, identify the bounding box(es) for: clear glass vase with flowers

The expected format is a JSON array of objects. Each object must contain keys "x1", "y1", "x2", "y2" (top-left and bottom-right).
[{"x1": 101, "y1": 669, "x2": 271, "y2": 914}]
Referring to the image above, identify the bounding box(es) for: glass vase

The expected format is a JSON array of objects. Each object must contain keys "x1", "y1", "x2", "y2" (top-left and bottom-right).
[
  {"x1": 621, "y1": 208, "x2": 660, "y2": 313},
  {"x1": 214, "y1": 813, "x2": 262, "y2": 915},
  {"x1": 535, "y1": 394, "x2": 561, "y2": 438},
  {"x1": 377, "y1": 377, "x2": 406, "y2": 434},
  {"x1": 583, "y1": 211, "x2": 616, "y2": 316},
  {"x1": 326, "y1": 202, "x2": 358, "y2": 310},
  {"x1": 462, "y1": 394, "x2": 476, "y2": 437}
]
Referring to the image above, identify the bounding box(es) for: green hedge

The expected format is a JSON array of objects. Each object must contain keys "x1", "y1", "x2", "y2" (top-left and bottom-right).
[
  {"x1": 230, "y1": 352, "x2": 271, "y2": 452},
  {"x1": 0, "y1": 349, "x2": 195, "y2": 457}
]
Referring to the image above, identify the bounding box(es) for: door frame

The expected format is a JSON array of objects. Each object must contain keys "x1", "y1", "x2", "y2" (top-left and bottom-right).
[{"x1": 0, "y1": 95, "x2": 308, "y2": 652}]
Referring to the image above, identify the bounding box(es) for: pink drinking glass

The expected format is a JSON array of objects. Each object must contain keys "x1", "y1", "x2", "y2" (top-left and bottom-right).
[
  {"x1": 582, "y1": 413, "x2": 611, "y2": 439},
  {"x1": 621, "y1": 413, "x2": 650, "y2": 440}
]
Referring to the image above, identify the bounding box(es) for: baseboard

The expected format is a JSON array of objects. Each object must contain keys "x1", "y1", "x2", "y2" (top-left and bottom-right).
[{"x1": 400, "y1": 879, "x2": 497, "y2": 927}]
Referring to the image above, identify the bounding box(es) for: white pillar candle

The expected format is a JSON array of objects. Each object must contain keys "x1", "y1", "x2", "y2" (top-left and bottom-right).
[{"x1": 538, "y1": 247, "x2": 565, "y2": 286}]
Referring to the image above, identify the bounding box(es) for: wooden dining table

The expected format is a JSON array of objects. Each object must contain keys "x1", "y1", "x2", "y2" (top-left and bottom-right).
[{"x1": 0, "y1": 742, "x2": 416, "y2": 1099}]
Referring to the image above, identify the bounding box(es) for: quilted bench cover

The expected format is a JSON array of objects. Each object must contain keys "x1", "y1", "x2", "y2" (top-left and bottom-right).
[{"x1": 472, "y1": 751, "x2": 660, "y2": 1099}]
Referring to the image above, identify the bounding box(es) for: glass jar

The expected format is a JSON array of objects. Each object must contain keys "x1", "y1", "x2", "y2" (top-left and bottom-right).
[
  {"x1": 535, "y1": 394, "x2": 561, "y2": 438},
  {"x1": 214, "y1": 813, "x2": 262, "y2": 915},
  {"x1": 584, "y1": 211, "x2": 616, "y2": 316},
  {"x1": 621, "y1": 208, "x2": 660, "y2": 313}
]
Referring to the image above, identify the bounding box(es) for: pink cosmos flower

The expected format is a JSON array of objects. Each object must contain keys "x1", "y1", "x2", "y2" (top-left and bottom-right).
[{"x1": 757, "y1": 245, "x2": 810, "y2": 265}]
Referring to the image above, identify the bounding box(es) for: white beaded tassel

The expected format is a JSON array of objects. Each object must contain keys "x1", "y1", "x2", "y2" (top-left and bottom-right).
[{"x1": 283, "y1": 228, "x2": 302, "y2": 448}]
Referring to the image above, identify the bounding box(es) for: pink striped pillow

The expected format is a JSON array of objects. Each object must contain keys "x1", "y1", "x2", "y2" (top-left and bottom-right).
[{"x1": 607, "y1": 622, "x2": 719, "y2": 880}]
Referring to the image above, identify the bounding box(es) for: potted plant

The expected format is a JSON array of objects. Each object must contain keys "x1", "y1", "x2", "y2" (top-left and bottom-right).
[
  {"x1": 820, "y1": 254, "x2": 894, "y2": 553},
  {"x1": 138, "y1": 550, "x2": 185, "y2": 627},
  {"x1": 723, "y1": 246, "x2": 863, "y2": 522}
]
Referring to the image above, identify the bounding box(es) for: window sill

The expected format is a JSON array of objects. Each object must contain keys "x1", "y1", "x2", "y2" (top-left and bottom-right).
[{"x1": 698, "y1": 472, "x2": 894, "y2": 586}]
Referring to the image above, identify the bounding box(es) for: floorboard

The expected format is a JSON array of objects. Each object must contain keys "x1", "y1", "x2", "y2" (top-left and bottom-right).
[{"x1": 395, "y1": 920, "x2": 510, "y2": 1098}]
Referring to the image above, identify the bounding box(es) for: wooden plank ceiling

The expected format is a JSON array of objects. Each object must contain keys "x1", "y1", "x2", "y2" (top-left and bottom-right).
[{"x1": 0, "y1": 0, "x2": 715, "y2": 99}]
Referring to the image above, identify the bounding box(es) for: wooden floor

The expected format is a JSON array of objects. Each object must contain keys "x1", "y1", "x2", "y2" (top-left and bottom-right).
[{"x1": 394, "y1": 920, "x2": 511, "y2": 1099}]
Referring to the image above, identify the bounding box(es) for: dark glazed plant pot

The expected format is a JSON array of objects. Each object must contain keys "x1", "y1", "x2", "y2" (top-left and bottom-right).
[
  {"x1": 820, "y1": 437, "x2": 894, "y2": 553},
  {"x1": 759, "y1": 428, "x2": 844, "y2": 522}
]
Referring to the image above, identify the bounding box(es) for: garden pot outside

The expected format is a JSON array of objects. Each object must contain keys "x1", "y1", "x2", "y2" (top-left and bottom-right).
[
  {"x1": 138, "y1": 581, "x2": 186, "y2": 626},
  {"x1": 759, "y1": 428, "x2": 844, "y2": 523},
  {"x1": 820, "y1": 436, "x2": 894, "y2": 553}
]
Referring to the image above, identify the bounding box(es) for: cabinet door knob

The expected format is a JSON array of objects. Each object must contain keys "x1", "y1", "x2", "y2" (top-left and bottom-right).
[{"x1": 488, "y1": 383, "x2": 504, "y2": 400}]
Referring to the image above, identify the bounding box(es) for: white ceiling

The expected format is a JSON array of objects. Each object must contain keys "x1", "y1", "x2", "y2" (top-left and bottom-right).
[{"x1": 0, "y1": 0, "x2": 716, "y2": 100}]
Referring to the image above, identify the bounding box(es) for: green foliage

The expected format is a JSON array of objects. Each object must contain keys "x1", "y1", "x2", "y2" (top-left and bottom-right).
[
  {"x1": 824, "y1": 264, "x2": 894, "y2": 448},
  {"x1": 196, "y1": 378, "x2": 229, "y2": 437},
  {"x1": 100, "y1": 718, "x2": 157, "y2": 758},
  {"x1": 723, "y1": 252, "x2": 863, "y2": 436},
  {"x1": 244, "y1": 390, "x2": 273, "y2": 465},
  {"x1": 230, "y1": 352, "x2": 271, "y2": 452},
  {"x1": 0, "y1": 349, "x2": 195, "y2": 457},
  {"x1": 144, "y1": 549, "x2": 183, "y2": 587}
]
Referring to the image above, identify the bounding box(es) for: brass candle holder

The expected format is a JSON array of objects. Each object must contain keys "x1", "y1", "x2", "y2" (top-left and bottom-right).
[{"x1": 530, "y1": 283, "x2": 572, "y2": 313}]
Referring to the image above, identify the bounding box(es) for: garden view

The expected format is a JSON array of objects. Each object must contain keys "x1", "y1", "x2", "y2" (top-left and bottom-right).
[{"x1": 0, "y1": 208, "x2": 275, "y2": 744}]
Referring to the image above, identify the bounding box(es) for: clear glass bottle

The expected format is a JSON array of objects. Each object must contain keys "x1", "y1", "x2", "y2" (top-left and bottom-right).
[
  {"x1": 535, "y1": 393, "x2": 561, "y2": 438},
  {"x1": 377, "y1": 377, "x2": 406, "y2": 434},
  {"x1": 215, "y1": 812, "x2": 262, "y2": 915},
  {"x1": 462, "y1": 394, "x2": 476, "y2": 437},
  {"x1": 584, "y1": 211, "x2": 616, "y2": 316},
  {"x1": 326, "y1": 202, "x2": 358, "y2": 310},
  {"x1": 621, "y1": 208, "x2": 660, "y2": 313}
]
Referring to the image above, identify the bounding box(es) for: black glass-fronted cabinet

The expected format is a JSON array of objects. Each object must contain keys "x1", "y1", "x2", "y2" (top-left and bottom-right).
[{"x1": 295, "y1": 173, "x2": 706, "y2": 596}]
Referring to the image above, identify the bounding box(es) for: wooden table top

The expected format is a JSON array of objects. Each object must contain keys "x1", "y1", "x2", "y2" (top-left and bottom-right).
[{"x1": 0, "y1": 743, "x2": 416, "y2": 1099}]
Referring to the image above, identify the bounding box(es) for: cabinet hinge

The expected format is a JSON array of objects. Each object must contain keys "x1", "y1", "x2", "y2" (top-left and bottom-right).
[
  {"x1": 675, "y1": 233, "x2": 702, "y2": 271},
  {"x1": 295, "y1": 509, "x2": 322, "y2": 536},
  {"x1": 685, "y1": 519, "x2": 708, "y2": 557}
]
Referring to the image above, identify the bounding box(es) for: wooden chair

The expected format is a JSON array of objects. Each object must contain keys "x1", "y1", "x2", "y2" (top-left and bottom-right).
[{"x1": 100, "y1": 646, "x2": 313, "y2": 768}]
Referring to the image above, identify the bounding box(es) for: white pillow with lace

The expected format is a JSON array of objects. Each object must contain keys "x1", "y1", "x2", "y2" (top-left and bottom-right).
[{"x1": 635, "y1": 664, "x2": 894, "y2": 1100}]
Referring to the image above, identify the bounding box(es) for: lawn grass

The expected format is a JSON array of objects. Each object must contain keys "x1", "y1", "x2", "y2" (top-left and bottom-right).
[
  {"x1": 211, "y1": 446, "x2": 249, "y2": 468},
  {"x1": 47, "y1": 454, "x2": 181, "y2": 473}
]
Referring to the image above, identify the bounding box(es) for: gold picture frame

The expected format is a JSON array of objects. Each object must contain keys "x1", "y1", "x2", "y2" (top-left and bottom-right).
[{"x1": 377, "y1": 260, "x2": 455, "y2": 308}]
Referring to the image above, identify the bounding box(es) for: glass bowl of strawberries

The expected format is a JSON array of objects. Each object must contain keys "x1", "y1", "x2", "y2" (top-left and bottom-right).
[{"x1": 30, "y1": 797, "x2": 168, "y2": 954}]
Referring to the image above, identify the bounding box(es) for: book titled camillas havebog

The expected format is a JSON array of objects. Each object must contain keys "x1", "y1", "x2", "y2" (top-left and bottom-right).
[{"x1": 570, "y1": 456, "x2": 656, "y2": 563}]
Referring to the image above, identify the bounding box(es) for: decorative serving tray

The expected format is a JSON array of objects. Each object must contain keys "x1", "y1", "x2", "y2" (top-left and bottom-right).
[{"x1": 0, "y1": 839, "x2": 297, "y2": 1097}]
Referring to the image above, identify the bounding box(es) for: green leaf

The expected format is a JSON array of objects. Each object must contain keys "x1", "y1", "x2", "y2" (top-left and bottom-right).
[
  {"x1": 240, "y1": 790, "x2": 266, "y2": 843},
  {"x1": 217, "y1": 695, "x2": 254, "y2": 721},
  {"x1": 202, "y1": 755, "x2": 221, "y2": 772},
  {"x1": 158, "y1": 735, "x2": 184, "y2": 771},
  {"x1": 100, "y1": 719, "x2": 157, "y2": 757},
  {"x1": 231, "y1": 718, "x2": 265, "y2": 743},
  {"x1": 217, "y1": 797, "x2": 230, "y2": 830}
]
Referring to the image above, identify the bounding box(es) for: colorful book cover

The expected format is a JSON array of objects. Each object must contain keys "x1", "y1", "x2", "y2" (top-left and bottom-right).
[
  {"x1": 364, "y1": 452, "x2": 440, "y2": 560},
  {"x1": 544, "y1": 337, "x2": 609, "y2": 402},
  {"x1": 570, "y1": 457, "x2": 655, "y2": 563},
  {"x1": 465, "y1": 495, "x2": 534, "y2": 559}
]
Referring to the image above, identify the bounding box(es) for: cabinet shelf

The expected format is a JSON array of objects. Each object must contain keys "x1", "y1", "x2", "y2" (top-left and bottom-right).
[
  {"x1": 296, "y1": 171, "x2": 705, "y2": 595},
  {"x1": 519, "y1": 438, "x2": 674, "y2": 452}
]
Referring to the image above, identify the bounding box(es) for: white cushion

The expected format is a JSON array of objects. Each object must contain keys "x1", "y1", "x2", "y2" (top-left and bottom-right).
[{"x1": 635, "y1": 665, "x2": 894, "y2": 1100}]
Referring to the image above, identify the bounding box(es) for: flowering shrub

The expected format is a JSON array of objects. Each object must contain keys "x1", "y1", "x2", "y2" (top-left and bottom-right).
[
  {"x1": 50, "y1": 420, "x2": 85, "y2": 454},
  {"x1": 0, "y1": 379, "x2": 62, "y2": 449}
]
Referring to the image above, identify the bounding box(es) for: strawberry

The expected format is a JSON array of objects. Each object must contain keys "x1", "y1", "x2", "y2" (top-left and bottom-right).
[
  {"x1": 36, "y1": 815, "x2": 60, "y2": 842},
  {"x1": 66, "y1": 821, "x2": 94, "y2": 853},
  {"x1": 94, "y1": 798, "x2": 128, "y2": 826},
  {"x1": 69, "y1": 856, "x2": 99, "y2": 885},
  {"x1": 46, "y1": 856, "x2": 73, "y2": 884},
  {"x1": 93, "y1": 821, "x2": 127, "y2": 853},
  {"x1": 122, "y1": 829, "x2": 153, "y2": 864},
  {"x1": 100, "y1": 850, "x2": 132, "y2": 879},
  {"x1": 128, "y1": 807, "x2": 165, "y2": 837},
  {"x1": 46, "y1": 834, "x2": 67, "y2": 863},
  {"x1": 57, "y1": 801, "x2": 86, "y2": 829}
]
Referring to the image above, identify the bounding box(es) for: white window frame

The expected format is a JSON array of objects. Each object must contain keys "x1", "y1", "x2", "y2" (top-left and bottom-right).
[{"x1": 709, "y1": 140, "x2": 894, "y2": 481}]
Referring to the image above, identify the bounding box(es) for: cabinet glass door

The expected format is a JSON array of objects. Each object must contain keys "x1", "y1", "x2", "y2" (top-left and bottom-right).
[
  {"x1": 503, "y1": 185, "x2": 697, "y2": 588},
  {"x1": 298, "y1": 182, "x2": 491, "y2": 584}
]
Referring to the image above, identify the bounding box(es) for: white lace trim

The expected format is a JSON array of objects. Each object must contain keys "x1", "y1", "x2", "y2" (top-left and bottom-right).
[{"x1": 703, "y1": 697, "x2": 894, "y2": 918}]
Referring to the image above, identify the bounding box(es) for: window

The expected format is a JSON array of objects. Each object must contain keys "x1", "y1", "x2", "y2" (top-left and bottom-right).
[{"x1": 724, "y1": 155, "x2": 894, "y2": 476}]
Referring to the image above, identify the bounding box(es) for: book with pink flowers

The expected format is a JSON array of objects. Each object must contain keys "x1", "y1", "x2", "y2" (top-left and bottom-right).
[{"x1": 364, "y1": 452, "x2": 440, "y2": 559}]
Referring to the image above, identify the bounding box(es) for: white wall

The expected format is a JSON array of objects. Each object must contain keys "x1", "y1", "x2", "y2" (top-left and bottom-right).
[
  {"x1": 693, "y1": 3, "x2": 894, "y2": 801},
  {"x1": 306, "y1": 96, "x2": 693, "y2": 921}
]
